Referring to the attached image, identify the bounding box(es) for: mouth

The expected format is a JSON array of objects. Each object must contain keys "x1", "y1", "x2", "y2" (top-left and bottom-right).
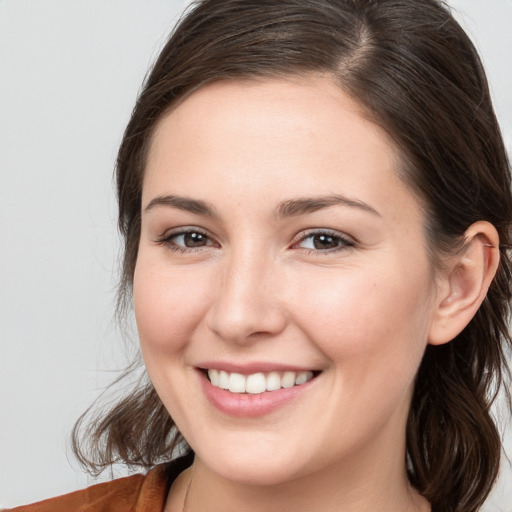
[
  {"x1": 203, "y1": 369, "x2": 321, "y2": 394},
  {"x1": 197, "y1": 366, "x2": 322, "y2": 417}
]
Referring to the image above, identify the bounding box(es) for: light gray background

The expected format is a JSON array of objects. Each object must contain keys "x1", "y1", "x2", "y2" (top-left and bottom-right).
[{"x1": 1, "y1": 0, "x2": 511, "y2": 509}]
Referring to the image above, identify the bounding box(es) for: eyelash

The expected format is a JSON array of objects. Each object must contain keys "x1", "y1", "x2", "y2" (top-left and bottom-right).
[
  {"x1": 292, "y1": 229, "x2": 355, "y2": 254},
  {"x1": 156, "y1": 227, "x2": 216, "y2": 253},
  {"x1": 156, "y1": 228, "x2": 355, "y2": 254}
]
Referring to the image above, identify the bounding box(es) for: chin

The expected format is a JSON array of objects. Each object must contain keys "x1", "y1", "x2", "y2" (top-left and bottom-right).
[
  {"x1": 194, "y1": 439, "x2": 311, "y2": 486},
  {"x1": 217, "y1": 459, "x2": 303, "y2": 486}
]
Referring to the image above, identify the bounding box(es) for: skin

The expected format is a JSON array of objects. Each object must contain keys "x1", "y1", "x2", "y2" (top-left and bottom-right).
[{"x1": 133, "y1": 76, "x2": 499, "y2": 512}]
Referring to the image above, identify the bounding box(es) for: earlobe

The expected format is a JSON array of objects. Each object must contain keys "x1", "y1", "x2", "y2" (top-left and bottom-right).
[{"x1": 428, "y1": 221, "x2": 500, "y2": 346}]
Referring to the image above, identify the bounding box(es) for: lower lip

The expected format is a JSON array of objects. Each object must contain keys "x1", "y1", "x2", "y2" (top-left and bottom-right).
[{"x1": 199, "y1": 371, "x2": 317, "y2": 417}]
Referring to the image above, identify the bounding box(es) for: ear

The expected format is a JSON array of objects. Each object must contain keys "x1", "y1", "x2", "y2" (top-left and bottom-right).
[{"x1": 428, "y1": 221, "x2": 500, "y2": 346}]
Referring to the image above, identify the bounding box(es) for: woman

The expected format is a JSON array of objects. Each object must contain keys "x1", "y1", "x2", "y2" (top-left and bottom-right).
[{"x1": 8, "y1": 0, "x2": 512, "y2": 511}]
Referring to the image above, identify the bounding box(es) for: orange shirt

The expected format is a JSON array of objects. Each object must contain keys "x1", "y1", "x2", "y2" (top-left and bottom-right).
[{"x1": 4, "y1": 455, "x2": 193, "y2": 512}]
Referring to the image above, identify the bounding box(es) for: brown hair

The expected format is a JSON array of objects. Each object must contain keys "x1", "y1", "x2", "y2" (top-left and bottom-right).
[{"x1": 72, "y1": 1, "x2": 512, "y2": 510}]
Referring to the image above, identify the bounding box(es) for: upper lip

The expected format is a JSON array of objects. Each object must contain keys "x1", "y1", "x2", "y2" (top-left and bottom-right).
[{"x1": 196, "y1": 361, "x2": 320, "y2": 374}]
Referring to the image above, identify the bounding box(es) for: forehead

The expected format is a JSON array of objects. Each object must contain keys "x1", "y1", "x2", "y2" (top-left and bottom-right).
[
  {"x1": 149, "y1": 75, "x2": 395, "y2": 161},
  {"x1": 143, "y1": 76, "x2": 419, "y2": 224}
]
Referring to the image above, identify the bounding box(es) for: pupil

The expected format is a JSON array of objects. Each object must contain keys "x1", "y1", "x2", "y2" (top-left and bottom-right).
[
  {"x1": 184, "y1": 232, "x2": 206, "y2": 247},
  {"x1": 313, "y1": 235, "x2": 338, "y2": 250}
]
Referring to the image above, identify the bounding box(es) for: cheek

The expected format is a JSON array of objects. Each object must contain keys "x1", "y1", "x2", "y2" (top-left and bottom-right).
[
  {"x1": 133, "y1": 256, "x2": 211, "y2": 357},
  {"x1": 289, "y1": 262, "x2": 433, "y2": 379}
]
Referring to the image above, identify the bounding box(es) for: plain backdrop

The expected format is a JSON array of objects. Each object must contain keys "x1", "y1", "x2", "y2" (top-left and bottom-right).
[{"x1": 1, "y1": 0, "x2": 511, "y2": 509}]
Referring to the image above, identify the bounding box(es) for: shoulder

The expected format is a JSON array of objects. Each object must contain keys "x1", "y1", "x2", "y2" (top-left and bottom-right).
[{"x1": 4, "y1": 465, "x2": 168, "y2": 512}]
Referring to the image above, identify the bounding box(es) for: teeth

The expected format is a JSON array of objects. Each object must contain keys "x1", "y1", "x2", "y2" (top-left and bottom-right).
[
  {"x1": 218, "y1": 370, "x2": 229, "y2": 390},
  {"x1": 207, "y1": 369, "x2": 314, "y2": 394},
  {"x1": 228, "y1": 372, "x2": 246, "y2": 393},
  {"x1": 209, "y1": 369, "x2": 220, "y2": 386},
  {"x1": 295, "y1": 371, "x2": 311, "y2": 385},
  {"x1": 281, "y1": 371, "x2": 296, "y2": 388},
  {"x1": 246, "y1": 373, "x2": 266, "y2": 394},
  {"x1": 266, "y1": 371, "x2": 281, "y2": 391}
]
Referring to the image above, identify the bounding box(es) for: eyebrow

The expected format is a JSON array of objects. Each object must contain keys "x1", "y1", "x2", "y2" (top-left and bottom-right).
[
  {"x1": 143, "y1": 193, "x2": 380, "y2": 218},
  {"x1": 144, "y1": 195, "x2": 217, "y2": 217},
  {"x1": 275, "y1": 195, "x2": 380, "y2": 218}
]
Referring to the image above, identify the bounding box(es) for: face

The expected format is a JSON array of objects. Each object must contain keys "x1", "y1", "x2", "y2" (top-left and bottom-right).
[{"x1": 134, "y1": 76, "x2": 439, "y2": 486}]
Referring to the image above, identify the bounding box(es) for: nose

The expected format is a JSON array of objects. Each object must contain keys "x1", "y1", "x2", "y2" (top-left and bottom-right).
[{"x1": 206, "y1": 247, "x2": 287, "y2": 345}]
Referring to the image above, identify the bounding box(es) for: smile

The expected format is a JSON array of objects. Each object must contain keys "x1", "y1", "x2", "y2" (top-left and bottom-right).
[
  {"x1": 207, "y1": 369, "x2": 315, "y2": 394},
  {"x1": 200, "y1": 367, "x2": 320, "y2": 417}
]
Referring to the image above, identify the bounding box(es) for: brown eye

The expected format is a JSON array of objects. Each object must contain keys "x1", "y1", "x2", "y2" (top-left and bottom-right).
[
  {"x1": 311, "y1": 234, "x2": 340, "y2": 250},
  {"x1": 168, "y1": 231, "x2": 213, "y2": 248},
  {"x1": 182, "y1": 232, "x2": 208, "y2": 247},
  {"x1": 296, "y1": 231, "x2": 354, "y2": 252}
]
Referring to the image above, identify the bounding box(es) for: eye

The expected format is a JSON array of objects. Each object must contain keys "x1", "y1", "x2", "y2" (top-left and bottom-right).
[
  {"x1": 294, "y1": 230, "x2": 354, "y2": 252},
  {"x1": 157, "y1": 228, "x2": 217, "y2": 251},
  {"x1": 172, "y1": 231, "x2": 211, "y2": 248}
]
